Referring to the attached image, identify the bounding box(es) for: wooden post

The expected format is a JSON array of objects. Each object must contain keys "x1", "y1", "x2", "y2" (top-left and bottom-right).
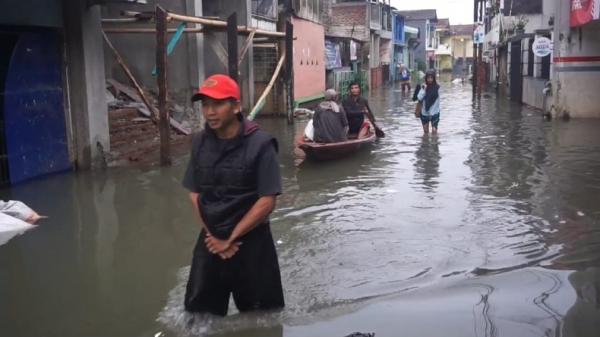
[
  {"x1": 285, "y1": 20, "x2": 294, "y2": 124},
  {"x1": 227, "y1": 13, "x2": 239, "y2": 82},
  {"x1": 156, "y1": 6, "x2": 171, "y2": 166},
  {"x1": 472, "y1": 0, "x2": 478, "y2": 95}
]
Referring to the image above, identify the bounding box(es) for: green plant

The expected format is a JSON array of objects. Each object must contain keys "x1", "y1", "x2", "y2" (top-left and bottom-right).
[{"x1": 515, "y1": 15, "x2": 528, "y2": 29}]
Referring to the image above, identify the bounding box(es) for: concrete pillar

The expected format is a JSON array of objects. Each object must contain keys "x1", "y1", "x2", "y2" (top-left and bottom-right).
[
  {"x1": 186, "y1": 0, "x2": 204, "y2": 92},
  {"x1": 64, "y1": 1, "x2": 109, "y2": 169}
]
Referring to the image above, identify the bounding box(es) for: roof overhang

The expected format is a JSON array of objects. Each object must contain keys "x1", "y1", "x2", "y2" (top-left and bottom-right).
[{"x1": 404, "y1": 25, "x2": 419, "y2": 35}]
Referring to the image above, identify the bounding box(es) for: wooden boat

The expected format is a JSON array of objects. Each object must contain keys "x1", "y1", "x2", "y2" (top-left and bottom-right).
[{"x1": 294, "y1": 129, "x2": 377, "y2": 162}]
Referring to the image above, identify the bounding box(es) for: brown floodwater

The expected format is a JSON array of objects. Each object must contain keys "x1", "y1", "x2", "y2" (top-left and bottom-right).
[{"x1": 1, "y1": 84, "x2": 599, "y2": 337}]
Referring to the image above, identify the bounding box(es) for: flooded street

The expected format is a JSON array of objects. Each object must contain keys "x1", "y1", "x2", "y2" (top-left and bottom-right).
[{"x1": 2, "y1": 84, "x2": 600, "y2": 337}]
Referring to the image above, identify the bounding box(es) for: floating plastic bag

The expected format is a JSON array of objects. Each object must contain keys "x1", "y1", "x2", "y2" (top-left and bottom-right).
[{"x1": 0, "y1": 200, "x2": 38, "y2": 246}]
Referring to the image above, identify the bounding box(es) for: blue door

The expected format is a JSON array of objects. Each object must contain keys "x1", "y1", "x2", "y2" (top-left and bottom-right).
[{"x1": 3, "y1": 31, "x2": 70, "y2": 184}]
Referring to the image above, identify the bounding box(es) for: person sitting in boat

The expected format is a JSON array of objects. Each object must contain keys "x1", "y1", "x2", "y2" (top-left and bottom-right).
[
  {"x1": 342, "y1": 82, "x2": 374, "y2": 139},
  {"x1": 313, "y1": 89, "x2": 349, "y2": 143}
]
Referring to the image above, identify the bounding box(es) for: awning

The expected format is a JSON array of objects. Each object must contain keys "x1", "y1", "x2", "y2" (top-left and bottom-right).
[
  {"x1": 571, "y1": 0, "x2": 600, "y2": 27},
  {"x1": 404, "y1": 25, "x2": 419, "y2": 35}
]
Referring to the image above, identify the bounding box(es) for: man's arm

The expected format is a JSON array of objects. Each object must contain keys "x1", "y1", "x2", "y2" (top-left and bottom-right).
[
  {"x1": 363, "y1": 99, "x2": 376, "y2": 122},
  {"x1": 188, "y1": 192, "x2": 209, "y2": 232},
  {"x1": 230, "y1": 195, "x2": 276, "y2": 242}
]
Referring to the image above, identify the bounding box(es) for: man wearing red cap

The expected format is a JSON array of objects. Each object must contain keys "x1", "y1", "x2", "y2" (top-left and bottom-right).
[{"x1": 182, "y1": 74, "x2": 284, "y2": 316}]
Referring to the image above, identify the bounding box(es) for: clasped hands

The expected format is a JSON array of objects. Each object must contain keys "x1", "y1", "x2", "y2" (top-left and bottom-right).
[{"x1": 205, "y1": 233, "x2": 242, "y2": 260}]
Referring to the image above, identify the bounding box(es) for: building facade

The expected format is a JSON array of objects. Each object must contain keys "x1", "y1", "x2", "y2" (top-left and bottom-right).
[
  {"x1": 397, "y1": 9, "x2": 438, "y2": 71},
  {"x1": 1, "y1": 0, "x2": 111, "y2": 186},
  {"x1": 481, "y1": 0, "x2": 600, "y2": 118}
]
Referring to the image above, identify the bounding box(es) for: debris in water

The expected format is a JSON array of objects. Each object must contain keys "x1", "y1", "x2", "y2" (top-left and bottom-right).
[
  {"x1": 154, "y1": 332, "x2": 164, "y2": 337},
  {"x1": 345, "y1": 333, "x2": 375, "y2": 337},
  {"x1": 577, "y1": 211, "x2": 585, "y2": 217},
  {"x1": 276, "y1": 240, "x2": 283, "y2": 245}
]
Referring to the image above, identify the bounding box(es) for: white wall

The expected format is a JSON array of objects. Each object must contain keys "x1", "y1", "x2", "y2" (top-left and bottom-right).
[{"x1": 551, "y1": 0, "x2": 600, "y2": 118}]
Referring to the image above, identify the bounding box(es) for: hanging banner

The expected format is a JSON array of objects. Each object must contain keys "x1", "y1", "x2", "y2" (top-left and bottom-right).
[
  {"x1": 532, "y1": 37, "x2": 553, "y2": 57},
  {"x1": 350, "y1": 40, "x2": 358, "y2": 61},
  {"x1": 571, "y1": 0, "x2": 600, "y2": 27},
  {"x1": 473, "y1": 24, "x2": 485, "y2": 44},
  {"x1": 325, "y1": 40, "x2": 342, "y2": 69}
]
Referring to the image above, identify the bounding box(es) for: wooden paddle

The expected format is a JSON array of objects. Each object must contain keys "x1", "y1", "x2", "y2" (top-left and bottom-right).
[{"x1": 364, "y1": 105, "x2": 385, "y2": 138}]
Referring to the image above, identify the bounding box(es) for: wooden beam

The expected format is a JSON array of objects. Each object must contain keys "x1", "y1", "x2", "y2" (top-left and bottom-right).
[
  {"x1": 167, "y1": 12, "x2": 286, "y2": 38},
  {"x1": 248, "y1": 51, "x2": 286, "y2": 121},
  {"x1": 102, "y1": 18, "x2": 140, "y2": 23},
  {"x1": 102, "y1": 31, "x2": 158, "y2": 122},
  {"x1": 227, "y1": 13, "x2": 239, "y2": 82},
  {"x1": 103, "y1": 27, "x2": 205, "y2": 34},
  {"x1": 238, "y1": 29, "x2": 256, "y2": 67},
  {"x1": 156, "y1": 5, "x2": 171, "y2": 166}
]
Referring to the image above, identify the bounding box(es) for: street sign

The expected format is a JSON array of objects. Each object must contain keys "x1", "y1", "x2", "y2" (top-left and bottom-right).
[{"x1": 532, "y1": 37, "x2": 553, "y2": 57}]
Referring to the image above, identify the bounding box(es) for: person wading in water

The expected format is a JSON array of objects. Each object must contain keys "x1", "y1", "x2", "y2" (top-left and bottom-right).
[
  {"x1": 417, "y1": 70, "x2": 441, "y2": 134},
  {"x1": 182, "y1": 74, "x2": 284, "y2": 316}
]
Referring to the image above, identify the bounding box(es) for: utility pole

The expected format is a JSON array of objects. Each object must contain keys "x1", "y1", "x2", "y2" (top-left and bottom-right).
[{"x1": 473, "y1": 0, "x2": 478, "y2": 95}]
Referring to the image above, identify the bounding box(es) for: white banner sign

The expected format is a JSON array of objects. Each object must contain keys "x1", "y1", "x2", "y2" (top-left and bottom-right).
[{"x1": 532, "y1": 37, "x2": 553, "y2": 57}]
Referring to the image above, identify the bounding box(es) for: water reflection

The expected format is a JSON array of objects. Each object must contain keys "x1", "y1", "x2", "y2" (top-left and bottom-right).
[
  {"x1": 563, "y1": 267, "x2": 600, "y2": 337},
  {"x1": 2, "y1": 84, "x2": 600, "y2": 337},
  {"x1": 413, "y1": 135, "x2": 441, "y2": 192}
]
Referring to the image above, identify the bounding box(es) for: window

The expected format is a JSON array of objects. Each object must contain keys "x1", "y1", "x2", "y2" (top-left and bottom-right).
[{"x1": 252, "y1": 0, "x2": 277, "y2": 19}]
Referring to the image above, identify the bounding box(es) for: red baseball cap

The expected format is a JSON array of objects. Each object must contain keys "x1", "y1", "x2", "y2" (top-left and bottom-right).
[{"x1": 191, "y1": 74, "x2": 241, "y2": 102}]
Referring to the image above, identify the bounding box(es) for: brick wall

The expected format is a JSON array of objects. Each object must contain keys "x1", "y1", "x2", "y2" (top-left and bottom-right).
[
  {"x1": 328, "y1": 3, "x2": 369, "y2": 41},
  {"x1": 330, "y1": 4, "x2": 366, "y2": 26}
]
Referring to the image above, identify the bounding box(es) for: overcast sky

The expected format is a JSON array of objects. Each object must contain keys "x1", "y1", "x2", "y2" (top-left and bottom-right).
[{"x1": 391, "y1": 0, "x2": 475, "y2": 25}]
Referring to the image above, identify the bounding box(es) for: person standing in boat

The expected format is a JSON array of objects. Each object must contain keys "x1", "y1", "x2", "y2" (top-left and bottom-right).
[
  {"x1": 313, "y1": 89, "x2": 348, "y2": 143},
  {"x1": 417, "y1": 70, "x2": 441, "y2": 134},
  {"x1": 182, "y1": 74, "x2": 285, "y2": 316},
  {"x1": 342, "y1": 82, "x2": 374, "y2": 139}
]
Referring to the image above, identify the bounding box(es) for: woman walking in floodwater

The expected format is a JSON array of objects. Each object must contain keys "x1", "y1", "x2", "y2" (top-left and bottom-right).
[{"x1": 417, "y1": 70, "x2": 441, "y2": 134}]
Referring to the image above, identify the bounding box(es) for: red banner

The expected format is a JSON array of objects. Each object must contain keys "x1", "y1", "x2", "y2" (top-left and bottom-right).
[{"x1": 571, "y1": 0, "x2": 600, "y2": 27}]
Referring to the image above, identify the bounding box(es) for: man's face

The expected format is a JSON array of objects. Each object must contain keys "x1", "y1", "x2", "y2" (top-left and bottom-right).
[
  {"x1": 202, "y1": 97, "x2": 241, "y2": 130},
  {"x1": 350, "y1": 84, "x2": 361, "y2": 96}
]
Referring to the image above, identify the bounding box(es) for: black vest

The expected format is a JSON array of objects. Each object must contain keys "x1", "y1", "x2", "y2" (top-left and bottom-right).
[{"x1": 191, "y1": 120, "x2": 277, "y2": 239}]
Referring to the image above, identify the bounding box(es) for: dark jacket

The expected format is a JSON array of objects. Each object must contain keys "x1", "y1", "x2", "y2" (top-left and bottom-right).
[
  {"x1": 313, "y1": 102, "x2": 348, "y2": 143},
  {"x1": 185, "y1": 119, "x2": 278, "y2": 239}
]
